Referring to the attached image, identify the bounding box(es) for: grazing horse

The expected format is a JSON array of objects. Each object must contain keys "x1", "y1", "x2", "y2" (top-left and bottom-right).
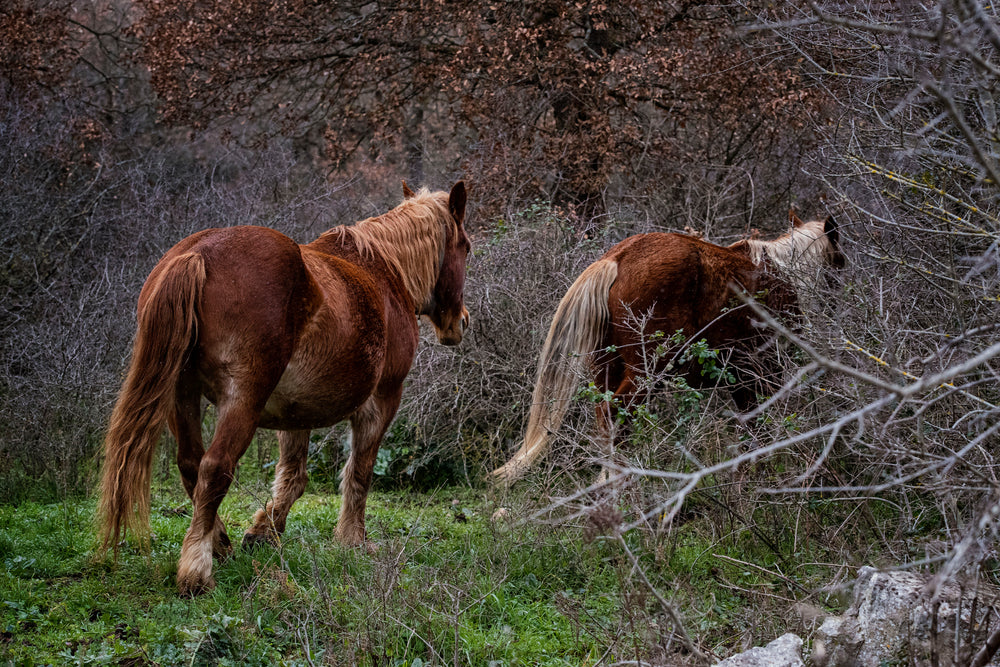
[
  {"x1": 491, "y1": 213, "x2": 844, "y2": 485},
  {"x1": 98, "y1": 181, "x2": 470, "y2": 595}
]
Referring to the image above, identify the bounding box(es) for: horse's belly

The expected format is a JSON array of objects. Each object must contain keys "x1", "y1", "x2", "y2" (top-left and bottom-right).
[{"x1": 259, "y1": 356, "x2": 380, "y2": 429}]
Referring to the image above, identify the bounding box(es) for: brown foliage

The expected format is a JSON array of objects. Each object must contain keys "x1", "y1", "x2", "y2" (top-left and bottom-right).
[
  {"x1": 0, "y1": 0, "x2": 74, "y2": 91},
  {"x1": 129, "y1": 0, "x2": 829, "y2": 217}
]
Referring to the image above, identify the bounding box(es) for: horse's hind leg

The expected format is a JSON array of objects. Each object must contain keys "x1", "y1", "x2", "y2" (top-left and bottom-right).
[
  {"x1": 336, "y1": 393, "x2": 401, "y2": 546},
  {"x1": 176, "y1": 402, "x2": 259, "y2": 596},
  {"x1": 595, "y1": 372, "x2": 638, "y2": 486},
  {"x1": 243, "y1": 429, "x2": 310, "y2": 549},
  {"x1": 168, "y1": 369, "x2": 231, "y2": 560}
]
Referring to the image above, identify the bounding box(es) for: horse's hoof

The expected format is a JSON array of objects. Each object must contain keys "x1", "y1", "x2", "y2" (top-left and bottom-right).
[
  {"x1": 213, "y1": 530, "x2": 233, "y2": 561},
  {"x1": 177, "y1": 574, "x2": 215, "y2": 597},
  {"x1": 241, "y1": 531, "x2": 278, "y2": 552},
  {"x1": 335, "y1": 528, "x2": 368, "y2": 549}
]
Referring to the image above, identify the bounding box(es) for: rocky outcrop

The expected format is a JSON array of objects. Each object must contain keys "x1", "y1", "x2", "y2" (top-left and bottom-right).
[
  {"x1": 811, "y1": 566, "x2": 998, "y2": 666},
  {"x1": 707, "y1": 566, "x2": 999, "y2": 667}
]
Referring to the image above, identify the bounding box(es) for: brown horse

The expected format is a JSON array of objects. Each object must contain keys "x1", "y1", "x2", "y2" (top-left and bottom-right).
[
  {"x1": 491, "y1": 213, "x2": 844, "y2": 485},
  {"x1": 99, "y1": 181, "x2": 470, "y2": 595}
]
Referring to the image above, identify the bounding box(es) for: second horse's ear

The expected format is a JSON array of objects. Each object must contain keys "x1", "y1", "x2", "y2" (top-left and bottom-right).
[
  {"x1": 789, "y1": 210, "x2": 805, "y2": 227},
  {"x1": 402, "y1": 180, "x2": 416, "y2": 199},
  {"x1": 823, "y1": 215, "x2": 839, "y2": 246},
  {"x1": 449, "y1": 181, "x2": 467, "y2": 227}
]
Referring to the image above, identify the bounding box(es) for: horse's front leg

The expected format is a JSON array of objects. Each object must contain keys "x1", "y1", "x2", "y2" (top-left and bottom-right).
[
  {"x1": 243, "y1": 429, "x2": 310, "y2": 550},
  {"x1": 176, "y1": 403, "x2": 259, "y2": 596},
  {"x1": 336, "y1": 393, "x2": 402, "y2": 547}
]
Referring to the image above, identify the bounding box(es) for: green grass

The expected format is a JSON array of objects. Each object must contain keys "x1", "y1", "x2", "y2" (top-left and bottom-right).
[
  {"x1": 0, "y1": 455, "x2": 855, "y2": 666},
  {"x1": 0, "y1": 490, "x2": 626, "y2": 666}
]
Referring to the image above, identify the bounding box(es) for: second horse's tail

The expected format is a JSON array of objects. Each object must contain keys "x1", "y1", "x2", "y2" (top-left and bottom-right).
[
  {"x1": 491, "y1": 258, "x2": 618, "y2": 485},
  {"x1": 97, "y1": 252, "x2": 205, "y2": 556}
]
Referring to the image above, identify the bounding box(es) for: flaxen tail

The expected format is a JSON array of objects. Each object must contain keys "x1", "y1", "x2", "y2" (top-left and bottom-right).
[
  {"x1": 97, "y1": 252, "x2": 205, "y2": 556},
  {"x1": 491, "y1": 258, "x2": 618, "y2": 485}
]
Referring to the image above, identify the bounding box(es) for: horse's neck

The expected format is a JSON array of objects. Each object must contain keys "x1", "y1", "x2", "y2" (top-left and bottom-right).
[
  {"x1": 727, "y1": 239, "x2": 754, "y2": 260},
  {"x1": 308, "y1": 228, "x2": 375, "y2": 272},
  {"x1": 747, "y1": 223, "x2": 827, "y2": 276},
  {"x1": 311, "y1": 220, "x2": 440, "y2": 309}
]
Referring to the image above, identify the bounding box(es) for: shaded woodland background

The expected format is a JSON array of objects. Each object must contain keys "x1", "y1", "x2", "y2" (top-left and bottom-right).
[{"x1": 3, "y1": 0, "x2": 1000, "y2": 659}]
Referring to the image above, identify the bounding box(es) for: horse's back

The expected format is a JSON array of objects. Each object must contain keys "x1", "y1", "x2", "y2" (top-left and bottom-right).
[
  {"x1": 146, "y1": 225, "x2": 411, "y2": 429},
  {"x1": 600, "y1": 231, "x2": 797, "y2": 392},
  {"x1": 604, "y1": 232, "x2": 758, "y2": 333}
]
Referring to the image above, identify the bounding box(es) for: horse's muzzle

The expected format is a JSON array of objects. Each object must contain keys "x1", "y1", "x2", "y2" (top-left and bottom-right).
[{"x1": 434, "y1": 307, "x2": 470, "y2": 346}]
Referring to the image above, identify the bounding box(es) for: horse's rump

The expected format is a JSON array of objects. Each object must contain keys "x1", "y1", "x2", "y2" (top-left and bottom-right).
[{"x1": 491, "y1": 258, "x2": 619, "y2": 483}]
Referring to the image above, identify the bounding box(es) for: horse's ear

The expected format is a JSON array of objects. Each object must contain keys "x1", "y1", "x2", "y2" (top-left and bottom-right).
[
  {"x1": 449, "y1": 181, "x2": 467, "y2": 227},
  {"x1": 823, "y1": 215, "x2": 839, "y2": 246},
  {"x1": 789, "y1": 210, "x2": 805, "y2": 228},
  {"x1": 402, "y1": 180, "x2": 416, "y2": 199}
]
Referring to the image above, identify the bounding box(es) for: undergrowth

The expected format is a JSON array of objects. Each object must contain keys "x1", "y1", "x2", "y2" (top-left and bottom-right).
[{"x1": 0, "y1": 443, "x2": 860, "y2": 666}]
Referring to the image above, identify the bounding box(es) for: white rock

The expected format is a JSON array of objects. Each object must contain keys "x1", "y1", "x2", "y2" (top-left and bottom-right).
[{"x1": 714, "y1": 633, "x2": 804, "y2": 667}]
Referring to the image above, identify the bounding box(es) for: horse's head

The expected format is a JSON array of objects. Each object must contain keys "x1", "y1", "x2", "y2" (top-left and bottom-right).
[
  {"x1": 790, "y1": 211, "x2": 846, "y2": 271},
  {"x1": 419, "y1": 181, "x2": 471, "y2": 346}
]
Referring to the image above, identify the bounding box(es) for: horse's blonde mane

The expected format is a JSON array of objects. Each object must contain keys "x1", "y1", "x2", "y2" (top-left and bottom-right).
[
  {"x1": 340, "y1": 188, "x2": 450, "y2": 308},
  {"x1": 746, "y1": 219, "x2": 832, "y2": 276}
]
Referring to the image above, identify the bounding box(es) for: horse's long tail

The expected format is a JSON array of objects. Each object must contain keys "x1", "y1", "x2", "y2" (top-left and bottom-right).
[
  {"x1": 492, "y1": 258, "x2": 619, "y2": 485},
  {"x1": 97, "y1": 252, "x2": 205, "y2": 556}
]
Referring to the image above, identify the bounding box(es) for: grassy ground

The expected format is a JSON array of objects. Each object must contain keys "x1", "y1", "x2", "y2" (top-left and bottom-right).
[{"x1": 0, "y1": 449, "x2": 850, "y2": 667}]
